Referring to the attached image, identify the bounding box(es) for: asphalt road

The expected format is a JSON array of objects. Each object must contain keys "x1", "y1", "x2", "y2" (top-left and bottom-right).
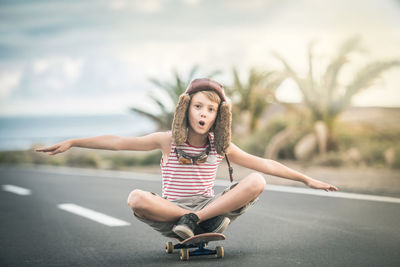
[{"x1": 1, "y1": 166, "x2": 399, "y2": 267}]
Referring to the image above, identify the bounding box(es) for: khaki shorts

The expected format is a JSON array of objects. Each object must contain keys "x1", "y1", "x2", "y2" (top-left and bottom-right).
[{"x1": 134, "y1": 182, "x2": 258, "y2": 239}]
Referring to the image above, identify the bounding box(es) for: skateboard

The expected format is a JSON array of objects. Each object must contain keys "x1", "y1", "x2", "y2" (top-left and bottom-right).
[{"x1": 165, "y1": 233, "x2": 225, "y2": 261}]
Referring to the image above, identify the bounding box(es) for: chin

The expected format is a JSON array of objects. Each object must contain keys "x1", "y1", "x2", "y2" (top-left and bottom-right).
[{"x1": 190, "y1": 126, "x2": 210, "y2": 136}]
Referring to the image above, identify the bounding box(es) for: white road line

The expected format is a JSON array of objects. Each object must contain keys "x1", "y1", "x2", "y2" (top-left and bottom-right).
[
  {"x1": 2, "y1": 184, "x2": 32, "y2": 195},
  {"x1": 265, "y1": 185, "x2": 400, "y2": 204},
  {"x1": 58, "y1": 203, "x2": 131, "y2": 227},
  {"x1": 216, "y1": 180, "x2": 400, "y2": 204},
  {"x1": 7, "y1": 165, "x2": 400, "y2": 204}
]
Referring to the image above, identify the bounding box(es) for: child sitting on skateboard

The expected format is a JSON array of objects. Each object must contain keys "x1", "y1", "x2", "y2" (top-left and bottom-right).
[{"x1": 36, "y1": 78, "x2": 338, "y2": 241}]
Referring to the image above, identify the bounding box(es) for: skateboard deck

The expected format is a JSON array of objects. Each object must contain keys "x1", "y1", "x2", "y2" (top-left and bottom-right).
[{"x1": 165, "y1": 233, "x2": 226, "y2": 261}]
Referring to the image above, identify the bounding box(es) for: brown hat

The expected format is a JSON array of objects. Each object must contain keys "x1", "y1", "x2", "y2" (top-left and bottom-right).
[
  {"x1": 171, "y1": 78, "x2": 232, "y2": 155},
  {"x1": 185, "y1": 78, "x2": 227, "y2": 102}
]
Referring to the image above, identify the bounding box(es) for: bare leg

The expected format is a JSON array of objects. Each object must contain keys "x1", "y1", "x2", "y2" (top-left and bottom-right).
[
  {"x1": 195, "y1": 172, "x2": 266, "y2": 222},
  {"x1": 127, "y1": 189, "x2": 190, "y2": 222}
]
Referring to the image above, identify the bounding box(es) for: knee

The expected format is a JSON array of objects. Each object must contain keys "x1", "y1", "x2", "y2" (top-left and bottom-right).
[
  {"x1": 245, "y1": 173, "x2": 266, "y2": 195},
  {"x1": 127, "y1": 189, "x2": 147, "y2": 211}
]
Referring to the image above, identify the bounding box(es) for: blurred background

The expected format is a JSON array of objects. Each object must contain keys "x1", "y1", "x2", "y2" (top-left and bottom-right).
[{"x1": 1, "y1": 0, "x2": 399, "y2": 195}]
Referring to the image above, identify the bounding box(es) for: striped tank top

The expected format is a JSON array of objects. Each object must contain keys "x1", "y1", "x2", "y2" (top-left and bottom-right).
[{"x1": 160, "y1": 132, "x2": 224, "y2": 200}]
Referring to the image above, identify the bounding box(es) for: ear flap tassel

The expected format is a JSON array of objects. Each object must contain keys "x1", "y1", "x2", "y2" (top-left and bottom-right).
[
  {"x1": 213, "y1": 101, "x2": 232, "y2": 155},
  {"x1": 172, "y1": 94, "x2": 191, "y2": 145}
]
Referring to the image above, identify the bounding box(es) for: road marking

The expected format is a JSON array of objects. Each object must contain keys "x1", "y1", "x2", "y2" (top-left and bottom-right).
[
  {"x1": 58, "y1": 203, "x2": 131, "y2": 227},
  {"x1": 265, "y1": 185, "x2": 400, "y2": 204},
  {"x1": 2, "y1": 184, "x2": 32, "y2": 195},
  {"x1": 9, "y1": 166, "x2": 400, "y2": 204}
]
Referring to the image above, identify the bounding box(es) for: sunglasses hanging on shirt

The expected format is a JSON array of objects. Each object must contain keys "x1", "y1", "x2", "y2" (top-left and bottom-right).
[
  {"x1": 174, "y1": 137, "x2": 234, "y2": 183},
  {"x1": 175, "y1": 145, "x2": 210, "y2": 165}
]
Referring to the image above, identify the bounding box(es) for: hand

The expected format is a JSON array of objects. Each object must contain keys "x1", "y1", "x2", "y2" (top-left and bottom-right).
[
  {"x1": 35, "y1": 140, "x2": 72, "y2": 155},
  {"x1": 306, "y1": 178, "x2": 338, "y2": 192}
]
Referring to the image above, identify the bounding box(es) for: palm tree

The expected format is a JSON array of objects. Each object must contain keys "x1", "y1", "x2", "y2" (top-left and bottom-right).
[
  {"x1": 227, "y1": 67, "x2": 284, "y2": 134},
  {"x1": 130, "y1": 66, "x2": 221, "y2": 130},
  {"x1": 273, "y1": 37, "x2": 400, "y2": 153}
]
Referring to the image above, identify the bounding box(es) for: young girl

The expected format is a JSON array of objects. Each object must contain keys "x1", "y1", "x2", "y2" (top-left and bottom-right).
[{"x1": 36, "y1": 78, "x2": 338, "y2": 241}]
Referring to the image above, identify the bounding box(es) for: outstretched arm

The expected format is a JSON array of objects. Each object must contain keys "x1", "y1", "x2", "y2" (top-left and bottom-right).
[
  {"x1": 226, "y1": 143, "x2": 338, "y2": 192},
  {"x1": 36, "y1": 132, "x2": 170, "y2": 156}
]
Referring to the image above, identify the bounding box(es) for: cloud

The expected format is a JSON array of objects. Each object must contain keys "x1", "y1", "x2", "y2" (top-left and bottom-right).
[
  {"x1": 1, "y1": 54, "x2": 152, "y2": 115},
  {"x1": 0, "y1": 90, "x2": 151, "y2": 116},
  {"x1": 109, "y1": 0, "x2": 127, "y2": 10},
  {"x1": 109, "y1": 0, "x2": 165, "y2": 13},
  {"x1": 135, "y1": 0, "x2": 164, "y2": 13},
  {"x1": 1, "y1": 0, "x2": 400, "y2": 116},
  {"x1": 24, "y1": 57, "x2": 85, "y2": 95},
  {"x1": 182, "y1": 0, "x2": 201, "y2": 6},
  {"x1": 0, "y1": 71, "x2": 22, "y2": 100},
  {"x1": 32, "y1": 57, "x2": 84, "y2": 82}
]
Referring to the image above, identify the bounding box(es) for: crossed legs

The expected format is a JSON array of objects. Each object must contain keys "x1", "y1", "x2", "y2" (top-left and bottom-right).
[{"x1": 127, "y1": 172, "x2": 266, "y2": 223}]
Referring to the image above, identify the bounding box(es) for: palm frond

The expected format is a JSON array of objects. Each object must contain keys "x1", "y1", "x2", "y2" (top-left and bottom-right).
[
  {"x1": 322, "y1": 37, "x2": 361, "y2": 102},
  {"x1": 188, "y1": 65, "x2": 200, "y2": 80},
  {"x1": 130, "y1": 107, "x2": 167, "y2": 128},
  {"x1": 148, "y1": 94, "x2": 170, "y2": 114},
  {"x1": 272, "y1": 51, "x2": 320, "y2": 118},
  {"x1": 232, "y1": 68, "x2": 243, "y2": 91},
  {"x1": 272, "y1": 52, "x2": 311, "y2": 103},
  {"x1": 206, "y1": 69, "x2": 222, "y2": 78},
  {"x1": 334, "y1": 60, "x2": 400, "y2": 112},
  {"x1": 148, "y1": 78, "x2": 169, "y2": 90},
  {"x1": 307, "y1": 40, "x2": 317, "y2": 97}
]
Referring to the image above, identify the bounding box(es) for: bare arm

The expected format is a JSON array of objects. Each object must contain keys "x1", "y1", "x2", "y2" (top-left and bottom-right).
[
  {"x1": 226, "y1": 143, "x2": 338, "y2": 192},
  {"x1": 36, "y1": 132, "x2": 170, "y2": 155}
]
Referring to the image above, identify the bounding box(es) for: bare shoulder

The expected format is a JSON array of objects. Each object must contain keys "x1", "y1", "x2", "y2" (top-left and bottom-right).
[
  {"x1": 226, "y1": 142, "x2": 242, "y2": 156},
  {"x1": 226, "y1": 142, "x2": 256, "y2": 163},
  {"x1": 226, "y1": 142, "x2": 266, "y2": 171},
  {"x1": 143, "y1": 131, "x2": 171, "y2": 147}
]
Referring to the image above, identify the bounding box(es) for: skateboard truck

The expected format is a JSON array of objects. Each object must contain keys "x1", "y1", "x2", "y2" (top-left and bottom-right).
[{"x1": 165, "y1": 233, "x2": 225, "y2": 261}]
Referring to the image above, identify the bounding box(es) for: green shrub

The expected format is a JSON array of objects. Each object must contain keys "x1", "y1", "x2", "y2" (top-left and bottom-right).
[
  {"x1": 106, "y1": 151, "x2": 161, "y2": 169},
  {"x1": 237, "y1": 112, "x2": 310, "y2": 158},
  {"x1": 48, "y1": 157, "x2": 64, "y2": 166},
  {"x1": 108, "y1": 154, "x2": 140, "y2": 169},
  {"x1": 390, "y1": 145, "x2": 400, "y2": 169},
  {"x1": 65, "y1": 153, "x2": 100, "y2": 168},
  {"x1": 0, "y1": 151, "x2": 32, "y2": 165},
  {"x1": 138, "y1": 151, "x2": 162, "y2": 165}
]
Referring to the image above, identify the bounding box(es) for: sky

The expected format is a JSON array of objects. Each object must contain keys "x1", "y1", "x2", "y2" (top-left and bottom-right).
[{"x1": 0, "y1": 0, "x2": 399, "y2": 116}]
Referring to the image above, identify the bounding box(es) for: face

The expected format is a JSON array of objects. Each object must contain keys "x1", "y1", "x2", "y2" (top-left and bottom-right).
[{"x1": 187, "y1": 92, "x2": 219, "y2": 136}]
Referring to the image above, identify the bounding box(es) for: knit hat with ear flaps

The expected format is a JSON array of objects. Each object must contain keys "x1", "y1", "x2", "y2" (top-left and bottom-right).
[{"x1": 172, "y1": 78, "x2": 232, "y2": 155}]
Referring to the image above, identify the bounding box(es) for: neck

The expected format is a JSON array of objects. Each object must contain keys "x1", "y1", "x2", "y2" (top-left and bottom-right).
[{"x1": 187, "y1": 129, "x2": 209, "y2": 147}]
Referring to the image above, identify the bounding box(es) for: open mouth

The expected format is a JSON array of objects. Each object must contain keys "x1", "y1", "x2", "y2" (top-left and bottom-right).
[{"x1": 199, "y1": 121, "x2": 205, "y2": 127}]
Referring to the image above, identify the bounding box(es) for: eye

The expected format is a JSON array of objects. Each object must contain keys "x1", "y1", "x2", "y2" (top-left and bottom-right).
[
  {"x1": 209, "y1": 108, "x2": 215, "y2": 112},
  {"x1": 194, "y1": 104, "x2": 201, "y2": 109}
]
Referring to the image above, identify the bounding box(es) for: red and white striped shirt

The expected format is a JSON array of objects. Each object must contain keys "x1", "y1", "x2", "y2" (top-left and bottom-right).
[{"x1": 160, "y1": 133, "x2": 224, "y2": 200}]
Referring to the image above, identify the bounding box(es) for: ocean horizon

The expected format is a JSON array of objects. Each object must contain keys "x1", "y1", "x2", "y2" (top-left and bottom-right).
[{"x1": 0, "y1": 113, "x2": 156, "y2": 151}]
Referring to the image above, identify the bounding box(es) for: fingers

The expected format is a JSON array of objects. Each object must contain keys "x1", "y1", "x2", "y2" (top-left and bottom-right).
[
  {"x1": 36, "y1": 146, "x2": 56, "y2": 152},
  {"x1": 49, "y1": 149, "x2": 60, "y2": 155},
  {"x1": 309, "y1": 180, "x2": 338, "y2": 192},
  {"x1": 36, "y1": 145, "x2": 61, "y2": 154},
  {"x1": 327, "y1": 185, "x2": 338, "y2": 192}
]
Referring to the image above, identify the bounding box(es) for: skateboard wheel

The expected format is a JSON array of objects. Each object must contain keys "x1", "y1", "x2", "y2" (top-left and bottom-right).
[
  {"x1": 216, "y1": 246, "x2": 224, "y2": 258},
  {"x1": 180, "y1": 249, "x2": 189, "y2": 261},
  {"x1": 165, "y1": 242, "x2": 174, "y2": 254}
]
